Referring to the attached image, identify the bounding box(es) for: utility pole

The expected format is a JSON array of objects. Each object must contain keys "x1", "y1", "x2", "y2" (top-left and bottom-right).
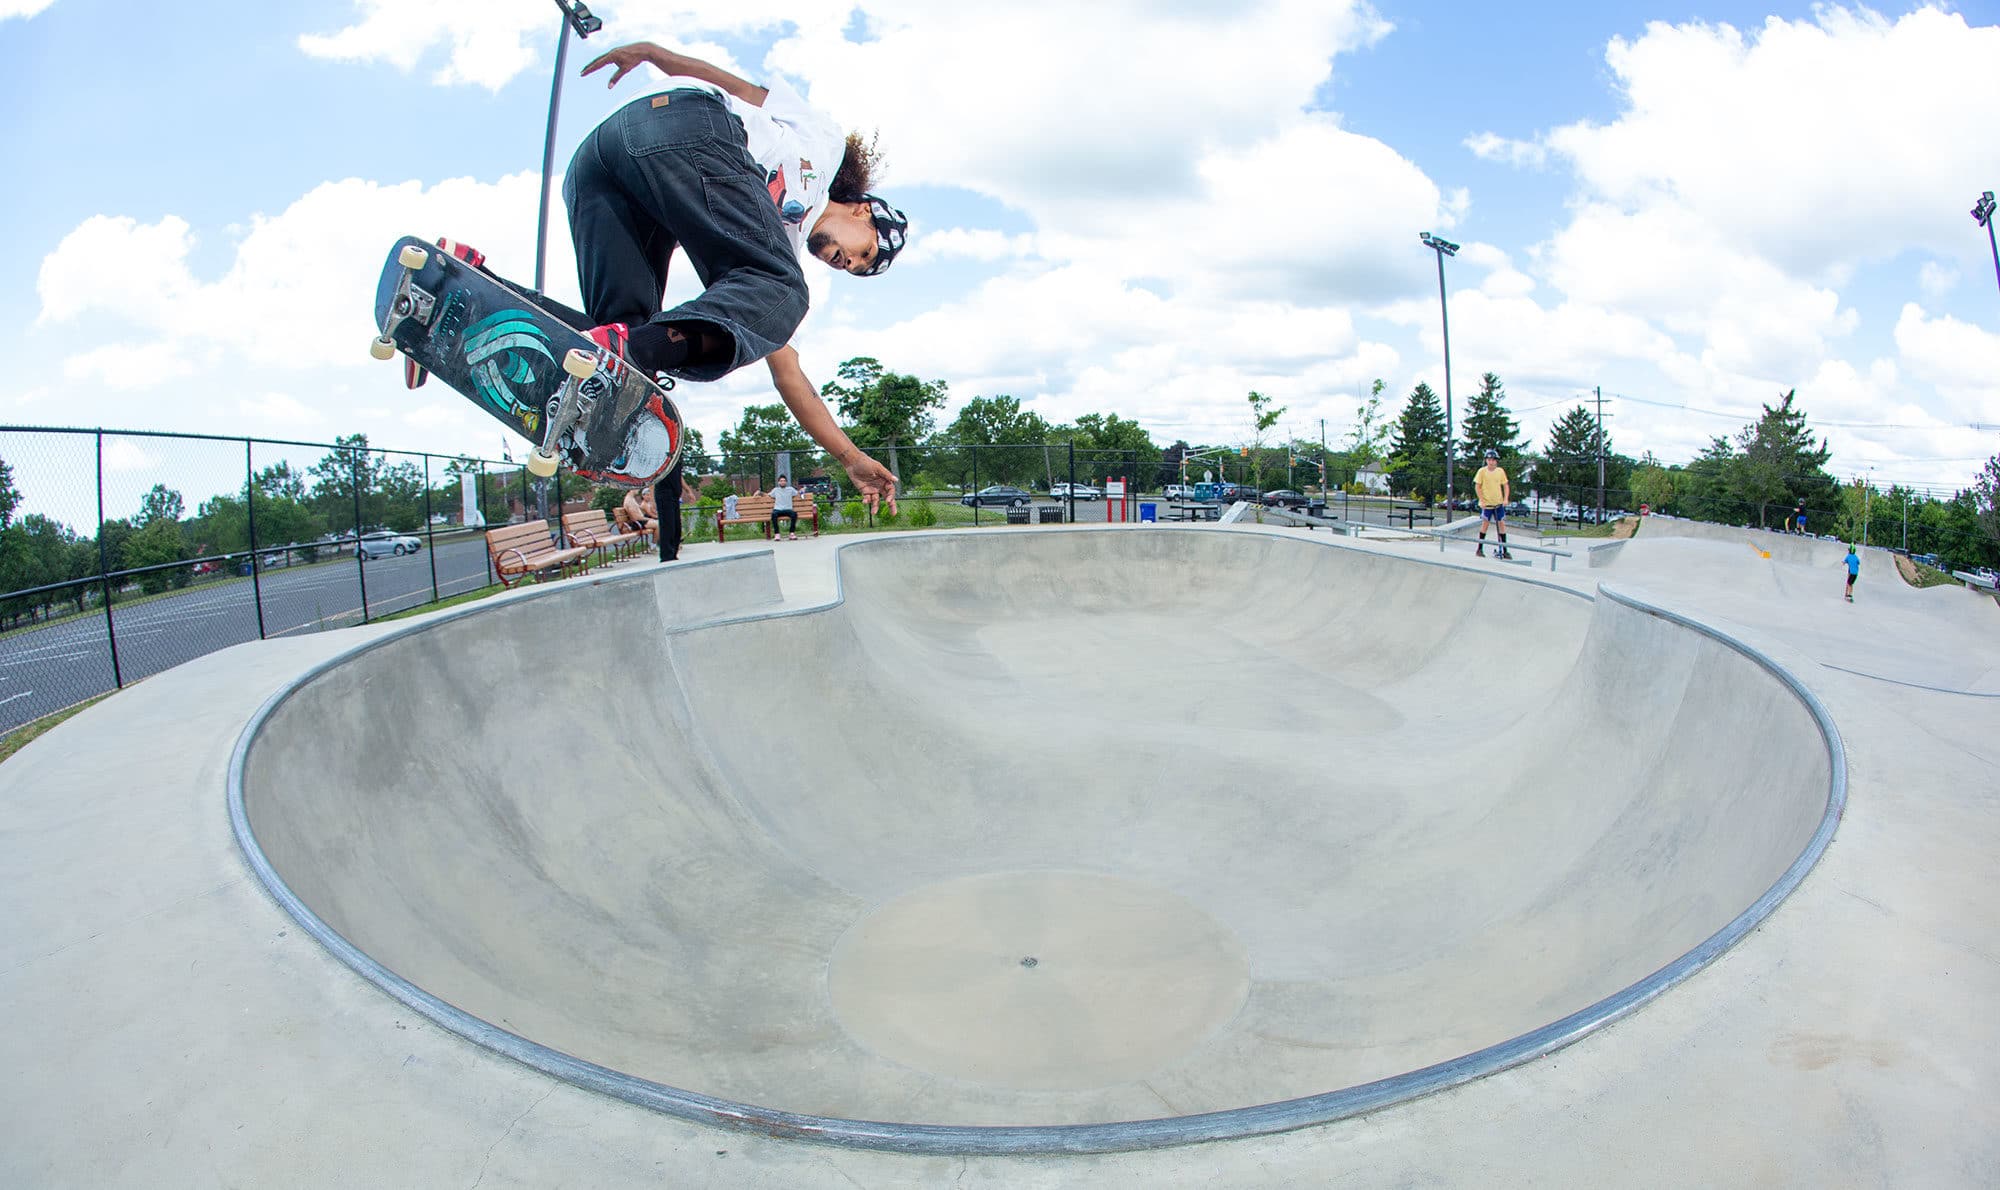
[
  {"x1": 1862, "y1": 468, "x2": 1874, "y2": 549},
  {"x1": 1594, "y1": 387, "x2": 1607, "y2": 523},
  {"x1": 1320, "y1": 417, "x2": 1328, "y2": 497}
]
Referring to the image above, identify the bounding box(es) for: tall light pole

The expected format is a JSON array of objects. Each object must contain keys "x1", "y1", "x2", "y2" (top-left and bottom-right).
[
  {"x1": 1419, "y1": 232, "x2": 1460, "y2": 509},
  {"x1": 1975, "y1": 191, "x2": 2000, "y2": 310},
  {"x1": 534, "y1": 1, "x2": 604, "y2": 294}
]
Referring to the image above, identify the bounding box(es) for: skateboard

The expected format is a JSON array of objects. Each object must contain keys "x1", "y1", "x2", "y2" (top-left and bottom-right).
[{"x1": 370, "y1": 236, "x2": 683, "y2": 487}]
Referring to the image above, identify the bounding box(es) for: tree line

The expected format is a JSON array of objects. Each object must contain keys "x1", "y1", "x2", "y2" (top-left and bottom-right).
[{"x1": 5, "y1": 363, "x2": 1995, "y2": 626}]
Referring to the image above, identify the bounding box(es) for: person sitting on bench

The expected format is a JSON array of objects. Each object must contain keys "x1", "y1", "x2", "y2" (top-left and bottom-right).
[{"x1": 770, "y1": 475, "x2": 800, "y2": 540}]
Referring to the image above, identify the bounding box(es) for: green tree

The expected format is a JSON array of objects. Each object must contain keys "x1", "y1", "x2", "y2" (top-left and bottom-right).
[
  {"x1": 938, "y1": 395, "x2": 1050, "y2": 487},
  {"x1": 1728, "y1": 389, "x2": 1836, "y2": 529},
  {"x1": 1246, "y1": 391, "x2": 1286, "y2": 491},
  {"x1": 1630, "y1": 453, "x2": 1680, "y2": 514},
  {"x1": 0, "y1": 515, "x2": 83, "y2": 624},
  {"x1": 822, "y1": 357, "x2": 946, "y2": 480},
  {"x1": 1345, "y1": 379, "x2": 1392, "y2": 468},
  {"x1": 121, "y1": 516, "x2": 190, "y2": 594},
  {"x1": 1065, "y1": 412, "x2": 1161, "y2": 492},
  {"x1": 0, "y1": 455, "x2": 19, "y2": 529},
  {"x1": 1458, "y1": 372, "x2": 1526, "y2": 476},
  {"x1": 1535, "y1": 405, "x2": 1605, "y2": 508},
  {"x1": 719, "y1": 405, "x2": 814, "y2": 489},
  {"x1": 137, "y1": 483, "x2": 184, "y2": 527},
  {"x1": 1974, "y1": 447, "x2": 2000, "y2": 545},
  {"x1": 1388, "y1": 382, "x2": 1448, "y2": 501}
]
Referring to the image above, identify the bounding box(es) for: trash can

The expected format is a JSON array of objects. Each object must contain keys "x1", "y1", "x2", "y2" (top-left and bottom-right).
[
  {"x1": 1036, "y1": 506, "x2": 1064, "y2": 524},
  {"x1": 1138, "y1": 502, "x2": 1158, "y2": 523},
  {"x1": 1006, "y1": 505, "x2": 1031, "y2": 525}
]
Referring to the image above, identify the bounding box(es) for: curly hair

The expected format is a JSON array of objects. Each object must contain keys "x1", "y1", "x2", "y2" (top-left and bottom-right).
[{"x1": 828, "y1": 130, "x2": 883, "y2": 203}]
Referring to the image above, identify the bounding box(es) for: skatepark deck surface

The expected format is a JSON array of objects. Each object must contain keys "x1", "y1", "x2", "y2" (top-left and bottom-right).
[{"x1": 3, "y1": 523, "x2": 1995, "y2": 1186}]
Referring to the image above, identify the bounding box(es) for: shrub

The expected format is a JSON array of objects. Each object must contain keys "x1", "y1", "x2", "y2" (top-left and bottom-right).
[
  {"x1": 842, "y1": 499, "x2": 866, "y2": 525},
  {"x1": 907, "y1": 500, "x2": 937, "y2": 528},
  {"x1": 876, "y1": 503, "x2": 900, "y2": 526}
]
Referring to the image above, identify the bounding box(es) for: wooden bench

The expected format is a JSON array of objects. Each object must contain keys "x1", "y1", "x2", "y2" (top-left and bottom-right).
[
  {"x1": 484, "y1": 521, "x2": 592, "y2": 588},
  {"x1": 562, "y1": 509, "x2": 644, "y2": 563},
  {"x1": 612, "y1": 505, "x2": 657, "y2": 545},
  {"x1": 716, "y1": 493, "x2": 819, "y2": 541}
]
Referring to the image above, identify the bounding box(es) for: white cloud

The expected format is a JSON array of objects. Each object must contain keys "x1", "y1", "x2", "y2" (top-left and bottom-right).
[
  {"x1": 1893, "y1": 302, "x2": 2000, "y2": 422},
  {"x1": 1464, "y1": 132, "x2": 1546, "y2": 169},
  {"x1": 1, "y1": 0, "x2": 57, "y2": 19},
  {"x1": 1918, "y1": 261, "x2": 1958, "y2": 301},
  {"x1": 1539, "y1": 7, "x2": 2000, "y2": 274},
  {"x1": 63, "y1": 342, "x2": 198, "y2": 390},
  {"x1": 299, "y1": 0, "x2": 551, "y2": 90},
  {"x1": 37, "y1": 172, "x2": 574, "y2": 373},
  {"x1": 901, "y1": 228, "x2": 1038, "y2": 266}
]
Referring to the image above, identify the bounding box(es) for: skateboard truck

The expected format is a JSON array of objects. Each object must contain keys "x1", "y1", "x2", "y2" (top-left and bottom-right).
[
  {"x1": 527, "y1": 349, "x2": 601, "y2": 478},
  {"x1": 371, "y1": 243, "x2": 437, "y2": 360}
]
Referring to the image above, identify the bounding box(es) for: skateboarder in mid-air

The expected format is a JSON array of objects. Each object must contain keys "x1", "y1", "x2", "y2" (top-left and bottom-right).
[{"x1": 442, "y1": 40, "x2": 906, "y2": 559}]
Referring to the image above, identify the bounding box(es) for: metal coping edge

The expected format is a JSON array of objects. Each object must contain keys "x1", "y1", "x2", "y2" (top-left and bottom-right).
[{"x1": 224, "y1": 531, "x2": 1847, "y2": 1156}]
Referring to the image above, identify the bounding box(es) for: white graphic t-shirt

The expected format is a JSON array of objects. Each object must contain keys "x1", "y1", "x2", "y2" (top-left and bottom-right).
[{"x1": 657, "y1": 76, "x2": 846, "y2": 266}]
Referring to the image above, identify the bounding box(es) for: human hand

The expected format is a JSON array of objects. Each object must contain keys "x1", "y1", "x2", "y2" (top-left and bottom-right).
[
  {"x1": 581, "y1": 42, "x2": 671, "y2": 88},
  {"x1": 843, "y1": 454, "x2": 899, "y2": 516}
]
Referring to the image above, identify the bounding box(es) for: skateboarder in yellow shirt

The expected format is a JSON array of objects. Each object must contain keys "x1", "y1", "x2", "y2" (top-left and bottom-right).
[{"x1": 1474, "y1": 449, "x2": 1511, "y2": 559}]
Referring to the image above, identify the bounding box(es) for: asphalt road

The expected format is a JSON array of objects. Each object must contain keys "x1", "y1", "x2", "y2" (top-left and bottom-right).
[{"x1": 0, "y1": 537, "x2": 504, "y2": 735}]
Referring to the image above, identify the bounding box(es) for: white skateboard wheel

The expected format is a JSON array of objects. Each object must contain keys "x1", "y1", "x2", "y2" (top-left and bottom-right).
[
  {"x1": 562, "y1": 348, "x2": 597, "y2": 380},
  {"x1": 526, "y1": 448, "x2": 560, "y2": 478},
  {"x1": 397, "y1": 244, "x2": 429, "y2": 269},
  {"x1": 369, "y1": 336, "x2": 397, "y2": 360}
]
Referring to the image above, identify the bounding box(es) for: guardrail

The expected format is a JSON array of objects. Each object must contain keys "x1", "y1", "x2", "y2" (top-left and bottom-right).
[{"x1": 1407, "y1": 526, "x2": 1576, "y2": 571}]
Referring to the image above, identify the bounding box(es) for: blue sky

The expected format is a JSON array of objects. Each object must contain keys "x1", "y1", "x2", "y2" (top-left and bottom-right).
[{"x1": 2, "y1": 0, "x2": 1996, "y2": 525}]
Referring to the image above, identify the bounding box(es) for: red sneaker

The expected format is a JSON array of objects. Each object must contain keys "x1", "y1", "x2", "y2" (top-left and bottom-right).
[
  {"x1": 435, "y1": 237, "x2": 486, "y2": 269},
  {"x1": 406, "y1": 237, "x2": 490, "y2": 389},
  {"x1": 586, "y1": 322, "x2": 631, "y2": 360}
]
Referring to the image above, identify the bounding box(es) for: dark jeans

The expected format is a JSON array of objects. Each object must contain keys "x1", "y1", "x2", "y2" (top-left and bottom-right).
[
  {"x1": 655, "y1": 459, "x2": 683, "y2": 562},
  {"x1": 562, "y1": 88, "x2": 808, "y2": 382},
  {"x1": 770, "y1": 509, "x2": 798, "y2": 534}
]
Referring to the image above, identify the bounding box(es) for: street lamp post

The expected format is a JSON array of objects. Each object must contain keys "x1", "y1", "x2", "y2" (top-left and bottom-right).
[
  {"x1": 1419, "y1": 232, "x2": 1460, "y2": 510},
  {"x1": 534, "y1": 1, "x2": 604, "y2": 294},
  {"x1": 1974, "y1": 191, "x2": 2000, "y2": 309}
]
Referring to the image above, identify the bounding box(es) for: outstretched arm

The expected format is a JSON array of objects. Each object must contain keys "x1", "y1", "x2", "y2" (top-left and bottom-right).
[
  {"x1": 581, "y1": 42, "x2": 769, "y2": 107},
  {"x1": 766, "y1": 347, "x2": 899, "y2": 514}
]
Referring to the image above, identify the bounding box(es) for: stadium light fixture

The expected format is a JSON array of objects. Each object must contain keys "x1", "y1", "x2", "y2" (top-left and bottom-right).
[{"x1": 1419, "y1": 232, "x2": 1461, "y2": 507}]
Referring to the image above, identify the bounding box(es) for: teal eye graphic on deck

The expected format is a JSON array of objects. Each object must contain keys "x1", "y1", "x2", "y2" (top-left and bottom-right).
[{"x1": 463, "y1": 311, "x2": 555, "y2": 418}]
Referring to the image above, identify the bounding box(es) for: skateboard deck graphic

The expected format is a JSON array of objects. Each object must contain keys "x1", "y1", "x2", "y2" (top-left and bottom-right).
[{"x1": 371, "y1": 236, "x2": 683, "y2": 487}]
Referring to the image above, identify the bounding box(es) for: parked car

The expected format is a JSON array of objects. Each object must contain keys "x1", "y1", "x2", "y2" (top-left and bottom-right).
[
  {"x1": 358, "y1": 530, "x2": 423, "y2": 559},
  {"x1": 1050, "y1": 483, "x2": 1102, "y2": 500},
  {"x1": 798, "y1": 478, "x2": 838, "y2": 498},
  {"x1": 1261, "y1": 489, "x2": 1310, "y2": 509},
  {"x1": 960, "y1": 485, "x2": 1034, "y2": 508},
  {"x1": 1230, "y1": 486, "x2": 1262, "y2": 503},
  {"x1": 1506, "y1": 501, "x2": 1531, "y2": 517},
  {"x1": 1164, "y1": 483, "x2": 1198, "y2": 501}
]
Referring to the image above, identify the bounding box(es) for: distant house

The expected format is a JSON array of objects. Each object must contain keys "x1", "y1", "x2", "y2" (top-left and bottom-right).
[{"x1": 1356, "y1": 461, "x2": 1392, "y2": 494}]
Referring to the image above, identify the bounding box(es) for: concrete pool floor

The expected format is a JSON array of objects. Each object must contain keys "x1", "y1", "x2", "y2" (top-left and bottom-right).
[{"x1": 2, "y1": 523, "x2": 1995, "y2": 1187}]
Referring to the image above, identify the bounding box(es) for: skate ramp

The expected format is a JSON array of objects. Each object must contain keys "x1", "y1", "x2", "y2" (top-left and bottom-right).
[
  {"x1": 1598, "y1": 534, "x2": 2000, "y2": 694},
  {"x1": 234, "y1": 529, "x2": 1841, "y2": 1147},
  {"x1": 1636, "y1": 515, "x2": 1854, "y2": 567}
]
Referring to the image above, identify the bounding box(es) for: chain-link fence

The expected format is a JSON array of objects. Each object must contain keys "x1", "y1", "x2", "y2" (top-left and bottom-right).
[
  {"x1": 0, "y1": 426, "x2": 634, "y2": 734},
  {"x1": 4, "y1": 424, "x2": 1994, "y2": 734}
]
